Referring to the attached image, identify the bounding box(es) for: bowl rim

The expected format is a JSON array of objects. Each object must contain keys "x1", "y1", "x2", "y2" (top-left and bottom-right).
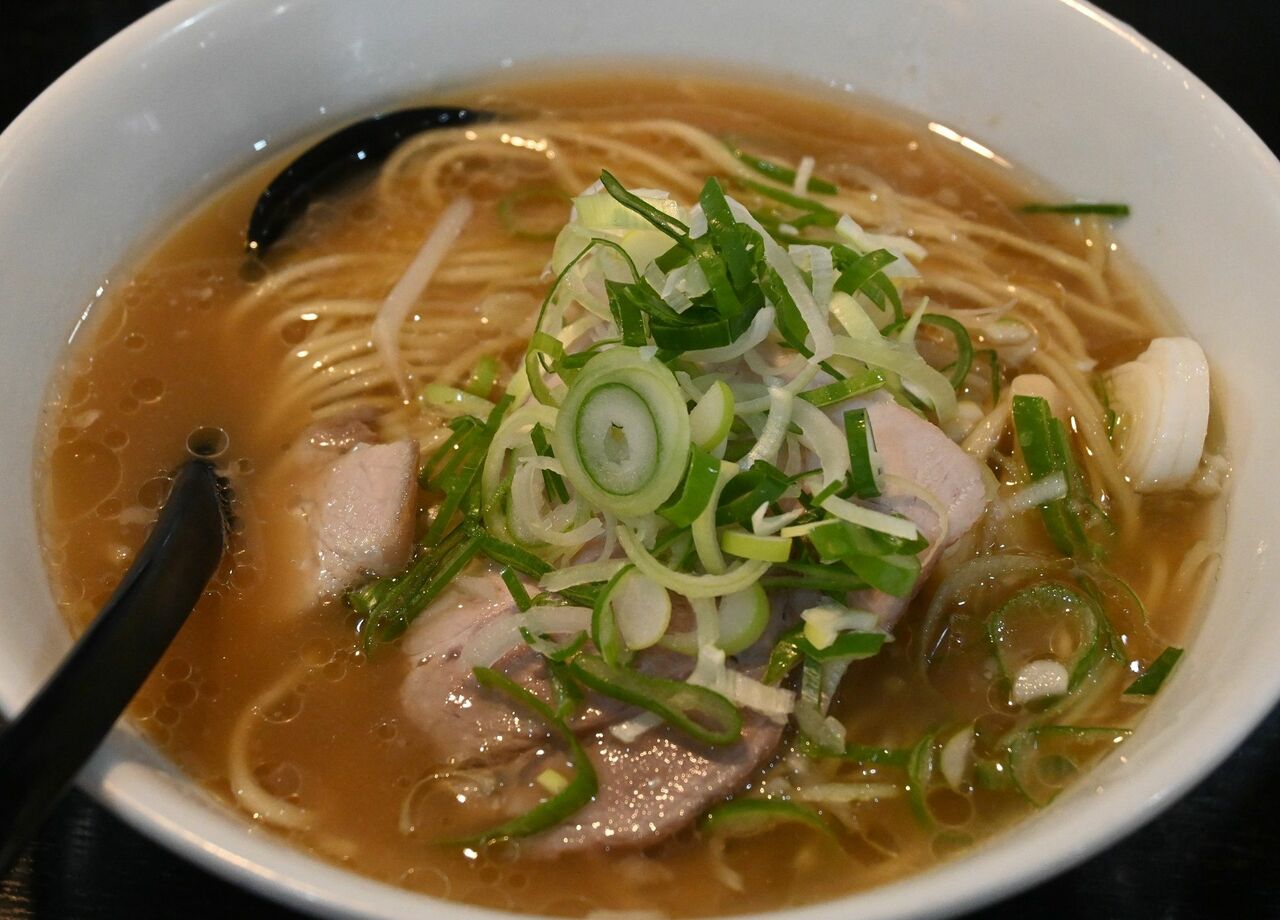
[{"x1": 3, "y1": 0, "x2": 1278, "y2": 918}]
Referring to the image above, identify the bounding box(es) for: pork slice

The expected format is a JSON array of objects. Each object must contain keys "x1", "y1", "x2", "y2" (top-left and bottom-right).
[
  {"x1": 837, "y1": 394, "x2": 988, "y2": 628},
  {"x1": 308, "y1": 440, "x2": 419, "y2": 595},
  {"x1": 253, "y1": 416, "x2": 419, "y2": 614},
  {"x1": 400, "y1": 569, "x2": 692, "y2": 764},
  {"x1": 523, "y1": 712, "x2": 784, "y2": 857}
]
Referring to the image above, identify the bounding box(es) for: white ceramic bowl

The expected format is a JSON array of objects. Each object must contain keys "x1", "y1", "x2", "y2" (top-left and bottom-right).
[{"x1": 1, "y1": 1, "x2": 1276, "y2": 917}]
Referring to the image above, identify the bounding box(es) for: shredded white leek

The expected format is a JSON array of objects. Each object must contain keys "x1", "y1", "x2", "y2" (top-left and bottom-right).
[{"x1": 372, "y1": 196, "x2": 474, "y2": 398}]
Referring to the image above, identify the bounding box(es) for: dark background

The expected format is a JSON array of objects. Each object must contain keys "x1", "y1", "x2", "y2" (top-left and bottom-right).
[{"x1": 2, "y1": 2, "x2": 1277, "y2": 918}]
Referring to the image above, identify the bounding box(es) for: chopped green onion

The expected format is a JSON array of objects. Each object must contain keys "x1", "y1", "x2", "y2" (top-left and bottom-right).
[
  {"x1": 699, "y1": 798, "x2": 835, "y2": 839},
  {"x1": 843, "y1": 408, "x2": 883, "y2": 498},
  {"x1": 716, "y1": 584, "x2": 771, "y2": 655},
  {"x1": 720, "y1": 527, "x2": 793, "y2": 563},
  {"x1": 529, "y1": 422, "x2": 570, "y2": 504},
  {"x1": 1124, "y1": 646, "x2": 1184, "y2": 696},
  {"x1": 725, "y1": 143, "x2": 838, "y2": 195},
  {"x1": 843, "y1": 553, "x2": 921, "y2": 598},
  {"x1": 610, "y1": 569, "x2": 672, "y2": 652},
  {"x1": 462, "y1": 356, "x2": 498, "y2": 400},
  {"x1": 987, "y1": 583, "x2": 1103, "y2": 692},
  {"x1": 537, "y1": 768, "x2": 570, "y2": 795},
  {"x1": 799, "y1": 368, "x2": 886, "y2": 409},
  {"x1": 592, "y1": 564, "x2": 635, "y2": 666},
  {"x1": 598, "y1": 170, "x2": 691, "y2": 242},
  {"x1": 689, "y1": 380, "x2": 736, "y2": 451},
  {"x1": 807, "y1": 519, "x2": 927, "y2": 560},
  {"x1": 762, "y1": 562, "x2": 869, "y2": 595},
  {"x1": 764, "y1": 626, "x2": 805, "y2": 685},
  {"x1": 796, "y1": 630, "x2": 887, "y2": 663},
  {"x1": 737, "y1": 178, "x2": 840, "y2": 226},
  {"x1": 1012, "y1": 394, "x2": 1099, "y2": 558},
  {"x1": 446, "y1": 667, "x2": 596, "y2": 844},
  {"x1": 1020, "y1": 202, "x2": 1130, "y2": 216},
  {"x1": 715, "y1": 461, "x2": 791, "y2": 527},
  {"x1": 605, "y1": 279, "x2": 649, "y2": 347},
  {"x1": 659, "y1": 446, "x2": 723, "y2": 528},
  {"x1": 617, "y1": 523, "x2": 770, "y2": 599},
  {"x1": 699, "y1": 178, "x2": 754, "y2": 292},
  {"x1": 356, "y1": 527, "x2": 485, "y2": 649},
  {"x1": 567, "y1": 654, "x2": 742, "y2": 746},
  {"x1": 499, "y1": 567, "x2": 532, "y2": 612},
  {"x1": 819, "y1": 494, "x2": 920, "y2": 542},
  {"x1": 816, "y1": 743, "x2": 909, "y2": 767},
  {"x1": 423, "y1": 395, "x2": 512, "y2": 547},
  {"x1": 1007, "y1": 725, "x2": 1130, "y2": 806},
  {"x1": 906, "y1": 731, "x2": 937, "y2": 829}
]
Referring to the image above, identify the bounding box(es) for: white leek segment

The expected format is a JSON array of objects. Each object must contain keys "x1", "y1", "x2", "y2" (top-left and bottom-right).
[
  {"x1": 617, "y1": 524, "x2": 770, "y2": 598},
  {"x1": 1010, "y1": 659, "x2": 1070, "y2": 704},
  {"x1": 552, "y1": 347, "x2": 691, "y2": 518},
  {"x1": 796, "y1": 782, "x2": 900, "y2": 803},
  {"x1": 801, "y1": 603, "x2": 879, "y2": 650},
  {"x1": 688, "y1": 379, "x2": 736, "y2": 451},
  {"x1": 716, "y1": 584, "x2": 771, "y2": 655},
  {"x1": 939, "y1": 726, "x2": 975, "y2": 790},
  {"x1": 1006, "y1": 471, "x2": 1069, "y2": 514},
  {"x1": 611, "y1": 570, "x2": 671, "y2": 650},
  {"x1": 372, "y1": 196, "x2": 474, "y2": 397},
  {"x1": 539, "y1": 558, "x2": 628, "y2": 593},
  {"x1": 1107, "y1": 336, "x2": 1210, "y2": 492}
]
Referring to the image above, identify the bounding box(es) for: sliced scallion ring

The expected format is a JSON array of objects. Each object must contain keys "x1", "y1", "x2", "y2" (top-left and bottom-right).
[
  {"x1": 716, "y1": 584, "x2": 771, "y2": 655},
  {"x1": 1007, "y1": 725, "x2": 1130, "y2": 807},
  {"x1": 987, "y1": 583, "x2": 1103, "y2": 693},
  {"x1": 689, "y1": 380, "x2": 736, "y2": 451},
  {"x1": 720, "y1": 528, "x2": 794, "y2": 564},
  {"x1": 612, "y1": 569, "x2": 672, "y2": 651},
  {"x1": 552, "y1": 347, "x2": 691, "y2": 519},
  {"x1": 699, "y1": 798, "x2": 835, "y2": 840},
  {"x1": 617, "y1": 523, "x2": 770, "y2": 599}
]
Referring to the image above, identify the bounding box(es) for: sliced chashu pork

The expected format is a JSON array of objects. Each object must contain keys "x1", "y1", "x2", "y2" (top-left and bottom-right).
[
  {"x1": 400, "y1": 570, "x2": 681, "y2": 764},
  {"x1": 836, "y1": 392, "x2": 988, "y2": 628},
  {"x1": 399, "y1": 567, "x2": 784, "y2": 854},
  {"x1": 255, "y1": 415, "x2": 419, "y2": 613}
]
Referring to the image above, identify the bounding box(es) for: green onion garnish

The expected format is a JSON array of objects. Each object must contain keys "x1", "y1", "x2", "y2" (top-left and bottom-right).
[
  {"x1": 445, "y1": 667, "x2": 597, "y2": 844},
  {"x1": 725, "y1": 143, "x2": 838, "y2": 195},
  {"x1": 699, "y1": 798, "x2": 835, "y2": 839},
  {"x1": 659, "y1": 446, "x2": 723, "y2": 528},
  {"x1": 1012, "y1": 394, "x2": 1100, "y2": 558},
  {"x1": 1124, "y1": 646, "x2": 1184, "y2": 696},
  {"x1": 499, "y1": 567, "x2": 532, "y2": 612},
  {"x1": 591, "y1": 564, "x2": 634, "y2": 667},
  {"x1": 843, "y1": 407, "x2": 882, "y2": 497},
  {"x1": 566, "y1": 653, "x2": 742, "y2": 746},
  {"x1": 799, "y1": 368, "x2": 886, "y2": 409},
  {"x1": 461, "y1": 355, "x2": 499, "y2": 398},
  {"x1": 1020, "y1": 202, "x2": 1130, "y2": 216}
]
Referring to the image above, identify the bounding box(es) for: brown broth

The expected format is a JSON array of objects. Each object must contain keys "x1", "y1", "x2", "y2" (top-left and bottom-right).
[{"x1": 35, "y1": 71, "x2": 1223, "y2": 916}]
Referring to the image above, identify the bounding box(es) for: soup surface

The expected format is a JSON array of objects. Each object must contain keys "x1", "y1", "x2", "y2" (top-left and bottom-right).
[{"x1": 37, "y1": 71, "x2": 1225, "y2": 916}]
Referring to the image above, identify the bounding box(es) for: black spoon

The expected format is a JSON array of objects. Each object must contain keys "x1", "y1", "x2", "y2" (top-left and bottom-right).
[
  {"x1": 246, "y1": 105, "x2": 496, "y2": 256},
  {"x1": 0, "y1": 458, "x2": 228, "y2": 873}
]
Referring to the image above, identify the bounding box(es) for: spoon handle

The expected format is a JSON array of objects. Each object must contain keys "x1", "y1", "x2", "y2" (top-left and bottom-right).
[{"x1": 0, "y1": 459, "x2": 226, "y2": 873}]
